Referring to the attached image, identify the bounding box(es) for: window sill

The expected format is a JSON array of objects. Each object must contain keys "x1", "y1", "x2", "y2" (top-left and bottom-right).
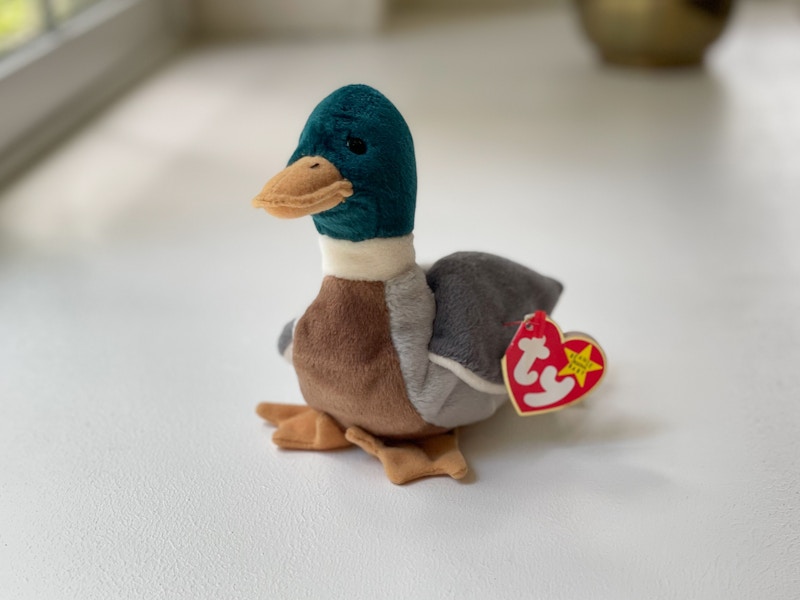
[{"x1": 0, "y1": 0, "x2": 186, "y2": 185}]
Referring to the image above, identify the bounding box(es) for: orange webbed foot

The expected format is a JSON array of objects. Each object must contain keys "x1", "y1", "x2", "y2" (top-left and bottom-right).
[
  {"x1": 256, "y1": 403, "x2": 351, "y2": 450},
  {"x1": 345, "y1": 427, "x2": 468, "y2": 485}
]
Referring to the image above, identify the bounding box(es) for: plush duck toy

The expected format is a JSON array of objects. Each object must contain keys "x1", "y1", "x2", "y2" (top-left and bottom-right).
[{"x1": 252, "y1": 84, "x2": 562, "y2": 484}]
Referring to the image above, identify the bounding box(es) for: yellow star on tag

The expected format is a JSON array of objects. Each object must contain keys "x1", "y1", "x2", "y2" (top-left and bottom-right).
[{"x1": 558, "y1": 343, "x2": 603, "y2": 388}]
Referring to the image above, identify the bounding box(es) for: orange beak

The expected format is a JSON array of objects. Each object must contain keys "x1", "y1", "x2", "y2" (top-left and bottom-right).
[{"x1": 252, "y1": 156, "x2": 353, "y2": 218}]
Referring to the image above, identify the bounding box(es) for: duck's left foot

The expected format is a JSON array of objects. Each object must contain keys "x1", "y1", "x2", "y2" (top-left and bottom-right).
[{"x1": 345, "y1": 427, "x2": 468, "y2": 485}]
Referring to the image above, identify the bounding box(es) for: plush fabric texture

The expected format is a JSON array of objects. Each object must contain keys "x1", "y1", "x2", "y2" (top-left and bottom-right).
[
  {"x1": 426, "y1": 353, "x2": 507, "y2": 395},
  {"x1": 383, "y1": 265, "x2": 508, "y2": 429},
  {"x1": 287, "y1": 84, "x2": 417, "y2": 242},
  {"x1": 277, "y1": 319, "x2": 294, "y2": 360},
  {"x1": 276, "y1": 246, "x2": 559, "y2": 431},
  {"x1": 291, "y1": 275, "x2": 445, "y2": 439},
  {"x1": 345, "y1": 427, "x2": 467, "y2": 484},
  {"x1": 255, "y1": 84, "x2": 570, "y2": 482},
  {"x1": 319, "y1": 234, "x2": 416, "y2": 282},
  {"x1": 255, "y1": 403, "x2": 352, "y2": 450},
  {"x1": 426, "y1": 252, "x2": 563, "y2": 385},
  {"x1": 252, "y1": 156, "x2": 353, "y2": 218}
]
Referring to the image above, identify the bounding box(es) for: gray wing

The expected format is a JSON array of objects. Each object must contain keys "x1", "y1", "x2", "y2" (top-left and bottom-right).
[
  {"x1": 277, "y1": 318, "x2": 295, "y2": 362},
  {"x1": 426, "y1": 252, "x2": 563, "y2": 385}
]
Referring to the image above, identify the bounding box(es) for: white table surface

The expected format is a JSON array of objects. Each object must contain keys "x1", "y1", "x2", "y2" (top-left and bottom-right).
[{"x1": 1, "y1": 2, "x2": 798, "y2": 598}]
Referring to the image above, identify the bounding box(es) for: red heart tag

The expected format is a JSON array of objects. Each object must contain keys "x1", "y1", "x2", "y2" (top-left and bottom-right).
[{"x1": 501, "y1": 311, "x2": 606, "y2": 416}]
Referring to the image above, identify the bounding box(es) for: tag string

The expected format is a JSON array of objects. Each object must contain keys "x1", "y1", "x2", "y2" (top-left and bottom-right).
[{"x1": 503, "y1": 310, "x2": 548, "y2": 336}]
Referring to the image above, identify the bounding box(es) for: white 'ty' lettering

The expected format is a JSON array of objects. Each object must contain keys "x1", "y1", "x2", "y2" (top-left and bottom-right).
[
  {"x1": 513, "y1": 336, "x2": 550, "y2": 385},
  {"x1": 522, "y1": 366, "x2": 575, "y2": 408}
]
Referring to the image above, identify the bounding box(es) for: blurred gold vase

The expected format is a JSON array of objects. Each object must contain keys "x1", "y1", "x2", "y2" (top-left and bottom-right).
[{"x1": 576, "y1": 0, "x2": 735, "y2": 67}]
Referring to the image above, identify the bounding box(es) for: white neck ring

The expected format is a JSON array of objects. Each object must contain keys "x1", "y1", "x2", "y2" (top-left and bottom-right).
[{"x1": 319, "y1": 234, "x2": 416, "y2": 281}]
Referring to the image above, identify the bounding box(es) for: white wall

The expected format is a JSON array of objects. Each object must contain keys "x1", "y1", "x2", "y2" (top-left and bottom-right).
[
  {"x1": 193, "y1": 0, "x2": 556, "y2": 37},
  {"x1": 195, "y1": 0, "x2": 387, "y2": 36}
]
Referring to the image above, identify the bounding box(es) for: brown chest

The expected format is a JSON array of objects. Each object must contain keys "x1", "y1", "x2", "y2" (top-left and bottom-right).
[{"x1": 292, "y1": 276, "x2": 443, "y2": 439}]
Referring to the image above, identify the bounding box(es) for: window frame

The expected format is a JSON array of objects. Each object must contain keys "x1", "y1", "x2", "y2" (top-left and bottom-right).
[{"x1": 0, "y1": 0, "x2": 188, "y2": 185}]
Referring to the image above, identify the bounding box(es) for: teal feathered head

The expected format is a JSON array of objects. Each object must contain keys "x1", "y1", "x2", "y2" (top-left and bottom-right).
[{"x1": 252, "y1": 84, "x2": 417, "y2": 242}]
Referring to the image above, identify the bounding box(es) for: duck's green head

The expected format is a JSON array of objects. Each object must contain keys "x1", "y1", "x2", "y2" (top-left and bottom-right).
[{"x1": 252, "y1": 84, "x2": 417, "y2": 242}]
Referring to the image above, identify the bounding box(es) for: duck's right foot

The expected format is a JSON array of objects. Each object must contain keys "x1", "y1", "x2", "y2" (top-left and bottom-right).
[
  {"x1": 256, "y1": 403, "x2": 351, "y2": 450},
  {"x1": 345, "y1": 426, "x2": 468, "y2": 485}
]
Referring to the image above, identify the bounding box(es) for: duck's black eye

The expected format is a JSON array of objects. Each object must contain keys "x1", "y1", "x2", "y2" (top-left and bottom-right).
[{"x1": 346, "y1": 137, "x2": 367, "y2": 155}]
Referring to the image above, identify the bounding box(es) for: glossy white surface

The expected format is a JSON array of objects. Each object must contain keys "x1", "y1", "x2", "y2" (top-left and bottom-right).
[{"x1": 1, "y1": 2, "x2": 798, "y2": 598}]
